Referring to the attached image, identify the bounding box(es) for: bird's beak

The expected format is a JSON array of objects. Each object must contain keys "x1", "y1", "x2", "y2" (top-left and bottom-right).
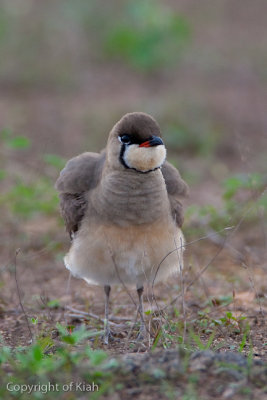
[{"x1": 139, "y1": 136, "x2": 164, "y2": 148}]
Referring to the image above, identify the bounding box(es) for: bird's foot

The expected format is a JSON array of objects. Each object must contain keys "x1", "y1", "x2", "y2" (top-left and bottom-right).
[
  {"x1": 129, "y1": 327, "x2": 148, "y2": 351},
  {"x1": 102, "y1": 325, "x2": 118, "y2": 344},
  {"x1": 136, "y1": 324, "x2": 147, "y2": 342},
  {"x1": 103, "y1": 327, "x2": 117, "y2": 345}
]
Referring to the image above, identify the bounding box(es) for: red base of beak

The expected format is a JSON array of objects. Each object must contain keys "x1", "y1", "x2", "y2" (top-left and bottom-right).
[{"x1": 139, "y1": 141, "x2": 150, "y2": 148}]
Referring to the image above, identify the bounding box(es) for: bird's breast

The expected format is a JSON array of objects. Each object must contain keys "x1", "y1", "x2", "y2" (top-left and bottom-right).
[
  {"x1": 89, "y1": 170, "x2": 170, "y2": 225},
  {"x1": 65, "y1": 217, "x2": 183, "y2": 286}
]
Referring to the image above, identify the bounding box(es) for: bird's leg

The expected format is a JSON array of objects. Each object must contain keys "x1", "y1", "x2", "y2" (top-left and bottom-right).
[
  {"x1": 103, "y1": 285, "x2": 111, "y2": 344},
  {"x1": 136, "y1": 286, "x2": 146, "y2": 340}
]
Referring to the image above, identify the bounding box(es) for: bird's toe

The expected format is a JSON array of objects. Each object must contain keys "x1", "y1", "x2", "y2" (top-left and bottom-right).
[
  {"x1": 103, "y1": 329, "x2": 119, "y2": 345},
  {"x1": 136, "y1": 325, "x2": 147, "y2": 342}
]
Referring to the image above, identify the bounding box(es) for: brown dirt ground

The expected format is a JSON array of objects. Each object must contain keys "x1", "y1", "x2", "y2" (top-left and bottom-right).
[{"x1": 1, "y1": 221, "x2": 266, "y2": 357}]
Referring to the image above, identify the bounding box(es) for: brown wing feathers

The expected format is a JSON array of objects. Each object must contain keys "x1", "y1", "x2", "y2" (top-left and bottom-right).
[
  {"x1": 55, "y1": 152, "x2": 105, "y2": 237},
  {"x1": 55, "y1": 152, "x2": 105, "y2": 194},
  {"x1": 59, "y1": 192, "x2": 87, "y2": 237},
  {"x1": 161, "y1": 161, "x2": 189, "y2": 228},
  {"x1": 56, "y1": 149, "x2": 187, "y2": 235}
]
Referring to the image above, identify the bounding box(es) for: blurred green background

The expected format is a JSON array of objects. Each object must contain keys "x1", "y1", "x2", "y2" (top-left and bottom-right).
[{"x1": 0, "y1": 0, "x2": 266, "y2": 239}]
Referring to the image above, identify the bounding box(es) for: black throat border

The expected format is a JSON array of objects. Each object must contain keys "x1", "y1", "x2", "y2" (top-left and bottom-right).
[{"x1": 119, "y1": 144, "x2": 161, "y2": 174}]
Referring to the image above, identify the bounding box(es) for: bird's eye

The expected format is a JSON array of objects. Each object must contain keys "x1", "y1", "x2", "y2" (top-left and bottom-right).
[{"x1": 119, "y1": 135, "x2": 131, "y2": 145}]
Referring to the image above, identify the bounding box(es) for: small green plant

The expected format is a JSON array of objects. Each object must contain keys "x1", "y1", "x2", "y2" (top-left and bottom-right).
[
  {"x1": 0, "y1": 129, "x2": 60, "y2": 220},
  {"x1": 104, "y1": 0, "x2": 190, "y2": 71},
  {"x1": 56, "y1": 322, "x2": 103, "y2": 345},
  {"x1": 218, "y1": 311, "x2": 247, "y2": 333},
  {"x1": 46, "y1": 299, "x2": 61, "y2": 309},
  {"x1": 0, "y1": 179, "x2": 59, "y2": 218},
  {"x1": 43, "y1": 154, "x2": 66, "y2": 171},
  {"x1": 0, "y1": 325, "x2": 114, "y2": 399},
  {"x1": 164, "y1": 123, "x2": 218, "y2": 156},
  {"x1": 189, "y1": 328, "x2": 216, "y2": 351},
  {"x1": 238, "y1": 324, "x2": 250, "y2": 352},
  {"x1": 1, "y1": 128, "x2": 31, "y2": 149},
  {"x1": 151, "y1": 328, "x2": 163, "y2": 351},
  {"x1": 186, "y1": 173, "x2": 267, "y2": 233},
  {"x1": 191, "y1": 306, "x2": 249, "y2": 339}
]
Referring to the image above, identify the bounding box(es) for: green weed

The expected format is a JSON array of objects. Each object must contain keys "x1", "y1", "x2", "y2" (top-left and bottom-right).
[
  {"x1": 189, "y1": 329, "x2": 215, "y2": 351},
  {"x1": 186, "y1": 173, "x2": 267, "y2": 234},
  {"x1": 0, "y1": 325, "x2": 115, "y2": 399},
  {"x1": 0, "y1": 129, "x2": 60, "y2": 220},
  {"x1": 0, "y1": 179, "x2": 59, "y2": 218},
  {"x1": 238, "y1": 324, "x2": 251, "y2": 353},
  {"x1": 1, "y1": 128, "x2": 31, "y2": 150},
  {"x1": 43, "y1": 154, "x2": 66, "y2": 171},
  {"x1": 193, "y1": 308, "x2": 248, "y2": 335},
  {"x1": 104, "y1": 0, "x2": 190, "y2": 72},
  {"x1": 164, "y1": 123, "x2": 218, "y2": 157}
]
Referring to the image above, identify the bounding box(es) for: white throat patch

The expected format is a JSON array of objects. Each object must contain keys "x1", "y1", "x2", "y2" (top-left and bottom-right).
[{"x1": 123, "y1": 144, "x2": 166, "y2": 173}]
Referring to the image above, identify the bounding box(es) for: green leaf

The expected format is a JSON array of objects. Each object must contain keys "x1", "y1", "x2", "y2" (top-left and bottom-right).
[
  {"x1": 43, "y1": 154, "x2": 66, "y2": 170},
  {"x1": 190, "y1": 329, "x2": 205, "y2": 350},
  {"x1": 37, "y1": 336, "x2": 54, "y2": 352},
  {"x1": 104, "y1": 0, "x2": 190, "y2": 72},
  {"x1": 56, "y1": 323, "x2": 97, "y2": 345},
  {"x1": 0, "y1": 346, "x2": 11, "y2": 364},
  {"x1": 56, "y1": 322, "x2": 69, "y2": 336},
  {"x1": 62, "y1": 335, "x2": 76, "y2": 345},
  {"x1": 6, "y1": 135, "x2": 31, "y2": 149},
  {"x1": 86, "y1": 349, "x2": 108, "y2": 366},
  {"x1": 32, "y1": 345, "x2": 43, "y2": 362},
  {"x1": 205, "y1": 331, "x2": 216, "y2": 349},
  {"x1": 151, "y1": 329, "x2": 162, "y2": 350},
  {"x1": 47, "y1": 299, "x2": 60, "y2": 309}
]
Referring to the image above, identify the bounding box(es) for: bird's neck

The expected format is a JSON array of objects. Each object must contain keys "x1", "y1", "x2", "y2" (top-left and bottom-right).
[{"x1": 90, "y1": 169, "x2": 170, "y2": 226}]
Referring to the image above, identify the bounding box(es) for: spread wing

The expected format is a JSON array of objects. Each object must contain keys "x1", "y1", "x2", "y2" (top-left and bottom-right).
[
  {"x1": 55, "y1": 151, "x2": 105, "y2": 237},
  {"x1": 161, "y1": 161, "x2": 189, "y2": 227}
]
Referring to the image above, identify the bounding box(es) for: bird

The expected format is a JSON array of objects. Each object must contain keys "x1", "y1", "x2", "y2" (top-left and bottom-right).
[{"x1": 55, "y1": 112, "x2": 188, "y2": 344}]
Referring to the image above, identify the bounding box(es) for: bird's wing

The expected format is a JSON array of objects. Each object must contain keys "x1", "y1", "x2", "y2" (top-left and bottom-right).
[
  {"x1": 55, "y1": 151, "x2": 105, "y2": 236},
  {"x1": 55, "y1": 151, "x2": 105, "y2": 194},
  {"x1": 161, "y1": 161, "x2": 189, "y2": 227}
]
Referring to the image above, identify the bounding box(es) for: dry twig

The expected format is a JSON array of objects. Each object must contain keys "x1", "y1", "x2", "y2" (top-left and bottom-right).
[{"x1": 14, "y1": 248, "x2": 33, "y2": 343}]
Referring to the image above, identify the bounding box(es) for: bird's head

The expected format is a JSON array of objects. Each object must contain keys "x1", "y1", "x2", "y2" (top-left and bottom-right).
[{"x1": 107, "y1": 112, "x2": 166, "y2": 173}]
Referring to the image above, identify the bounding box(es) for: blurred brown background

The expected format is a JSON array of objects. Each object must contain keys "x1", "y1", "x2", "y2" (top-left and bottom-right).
[{"x1": 1, "y1": 0, "x2": 266, "y2": 165}]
